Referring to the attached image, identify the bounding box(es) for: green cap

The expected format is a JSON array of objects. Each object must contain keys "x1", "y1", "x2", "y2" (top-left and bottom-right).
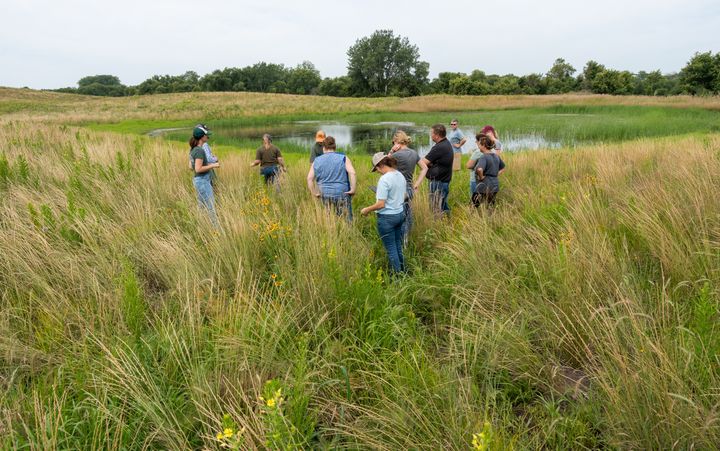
[{"x1": 192, "y1": 125, "x2": 212, "y2": 139}]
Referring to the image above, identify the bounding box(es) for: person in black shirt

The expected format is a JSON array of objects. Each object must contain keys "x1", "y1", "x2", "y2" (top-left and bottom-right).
[{"x1": 419, "y1": 124, "x2": 454, "y2": 216}]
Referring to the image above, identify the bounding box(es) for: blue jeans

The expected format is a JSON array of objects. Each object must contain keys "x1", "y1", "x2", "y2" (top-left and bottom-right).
[
  {"x1": 321, "y1": 195, "x2": 353, "y2": 221},
  {"x1": 260, "y1": 165, "x2": 279, "y2": 185},
  {"x1": 470, "y1": 181, "x2": 477, "y2": 199},
  {"x1": 401, "y1": 186, "x2": 414, "y2": 244},
  {"x1": 193, "y1": 175, "x2": 218, "y2": 226},
  {"x1": 429, "y1": 180, "x2": 450, "y2": 215},
  {"x1": 377, "y1": 212, "x2": 406, "y2": 273}
]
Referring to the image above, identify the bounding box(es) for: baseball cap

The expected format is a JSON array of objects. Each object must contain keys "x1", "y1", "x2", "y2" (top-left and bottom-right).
[{"x1": 193, "y1": 125, "x2": 212, "y2": 139}]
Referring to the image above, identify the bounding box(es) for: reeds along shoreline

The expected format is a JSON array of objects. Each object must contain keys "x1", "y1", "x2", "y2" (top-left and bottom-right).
[{"x1": 0, "y1": 119, "x2": 719, "y2": 448}]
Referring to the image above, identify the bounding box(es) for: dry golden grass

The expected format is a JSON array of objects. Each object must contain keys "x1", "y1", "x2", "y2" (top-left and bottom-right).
[{"x1": 2, "y1": 87, "x2": 720, "y2": 124}]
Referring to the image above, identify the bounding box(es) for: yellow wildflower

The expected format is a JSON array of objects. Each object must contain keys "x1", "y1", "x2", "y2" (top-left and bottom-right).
[
  {"x1": 223, "y1": 428, "x2": 233, "y2": 438},
  {"x1": 267, "y1": 398, "x2": 276, "y2": 408},
  {"x1": 216, "y1": 432, "x2": 224, "y2": 441}
]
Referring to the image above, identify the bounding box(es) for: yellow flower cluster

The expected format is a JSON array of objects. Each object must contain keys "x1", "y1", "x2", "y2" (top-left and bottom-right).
[
  {"x1": 216, "y1": 428, "x2": 234, "y2": 440},
  {"x1": 471, "y1": 421, "x2": 493, "y2": 451},
  {"x1": 259, "y1": 388, "x2": 284, "y2": 410}
]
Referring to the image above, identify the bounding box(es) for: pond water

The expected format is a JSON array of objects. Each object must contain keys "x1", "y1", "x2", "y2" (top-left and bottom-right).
[{"x1": 159, "y1": 121, "x2": 563, "y2": 155}]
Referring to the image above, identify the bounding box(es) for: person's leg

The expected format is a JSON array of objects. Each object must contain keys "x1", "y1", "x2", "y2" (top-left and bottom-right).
[
  {"x1": 194, "y1": 177, "x2": 218, "y2": 226},
  {"x1": 344, "y1": 195, "x2": 353, "y2": 222},
  {"x1": 441, "y1": 182, "x2": 450, "y2": 214},
  {"x1": 470, "y1": 181, "x2": 477, "y2": 200},
  {"x1": 377, "y1": 214, "x2": 402, "y2": 272},
  {"x1": 429, "y1": 180, "x2": 441, "y2": 216},
  {"x1": 393, "y1": 213, "x2": 406, "y2": 272},
  {"x1": 488, "y1": 191, "x2": 497, "y2": 205}
]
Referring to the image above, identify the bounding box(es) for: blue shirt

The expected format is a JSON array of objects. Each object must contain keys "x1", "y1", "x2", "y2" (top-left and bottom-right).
[
  {"x1": 448, "y1": 129, "x2": 465, "y2": 153},
  {"x1": 376, "y1": 170, "x2": 406, "y2": 215},
  {"x1": 313, "y1": 152, "x2": 350, "y2": 198}
]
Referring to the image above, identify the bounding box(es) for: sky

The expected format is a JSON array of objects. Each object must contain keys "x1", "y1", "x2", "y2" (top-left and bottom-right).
[{"x1": 2, "y1": 0, "x2": 719, "y2": 89}]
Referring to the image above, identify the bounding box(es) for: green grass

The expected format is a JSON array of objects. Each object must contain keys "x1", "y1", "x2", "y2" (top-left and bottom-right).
[
  {"x1": 92, "y1": 105, "x2": 720, "y2": 154},
  {"x1": 1, "y1": 97, "x2": 720, "y2": 449}
]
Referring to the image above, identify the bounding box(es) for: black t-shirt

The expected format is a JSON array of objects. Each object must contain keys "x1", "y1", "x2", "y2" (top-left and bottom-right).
[{"x1": 425, "y1": 138, "x2": 453, "y2": 183}]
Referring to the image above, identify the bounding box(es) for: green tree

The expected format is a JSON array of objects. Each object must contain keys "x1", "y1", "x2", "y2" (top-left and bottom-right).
[
  {"x1": 546, "y1": 58, "x2": 577, "y2": 94},
  {"x1": 318, "y1": 76, "x2": 353, "y2": 97},
  {"x1": 75, "y1": 74, "x2": 126, "y2": 96},
  {"x1": 287, "y1": 61, "x2": 322, "y2": 95},
  {"x1": 346, "y1": 29, "x2": 429, "y2": 96},
  {"x1": 429, "y1": 72, "x2": 465, "y2": 93},
  {"x1": 78, "y1": 75, "x2": 122, "y2": 88},
  {"x1": 591, "y1": 69, "x2": 635, "y2": 94},
  {"x1": 580, "y1": 61, "x2": 606, "y2": 91},
  {"x1": 680, "y1": 51, "x2": 720, "y2": 95},
  {"x1": 518, "y1": 73, "x2": 547, "y2": 94}
]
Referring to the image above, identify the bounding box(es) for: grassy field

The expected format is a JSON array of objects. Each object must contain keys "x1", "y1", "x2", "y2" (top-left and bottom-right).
[{"x1": 1, "y1": 88, "x2": 720, "y2": 449}]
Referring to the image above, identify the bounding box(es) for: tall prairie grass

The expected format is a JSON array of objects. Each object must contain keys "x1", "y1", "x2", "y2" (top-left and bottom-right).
[
  {"x1": 2, "y1": 87, "x2": 720, "y2": 124},
  {"x1": 1, "y1": 113, "x2": 719, "y2": 449}
]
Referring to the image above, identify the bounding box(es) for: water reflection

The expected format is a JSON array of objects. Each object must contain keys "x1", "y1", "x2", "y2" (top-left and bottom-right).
[{"x1": 163, "y1": 121, "x2": 564, "y2": 155}]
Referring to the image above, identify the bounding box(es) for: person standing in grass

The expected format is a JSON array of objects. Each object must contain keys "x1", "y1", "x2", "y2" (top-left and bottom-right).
[
  {"x1": 188, "y1": 123, "x2": 219, "y2": 185},
  {"x1": 388, "y1": 130, "x2": 427, "y2": 242},
  {"x1": 251, "y1": 134, "x2": 286, "y2": 185},
  {"x1": 361, "y1": 153, "x2": 407, "y2": 273},
  {"x1": 481, "y1": 125, "x2": 503, "y2": 153},
  {"x1": 310, "y1": 130, "x2": 325, "y2": 163},
  {"x1": 471, "y1": 133, "x2": 506, "y2": 208},
  {"x1": 419, "y1": 124, "x2": 454, "y2": 216},
  {"x1": 189, "y1": 125, "x2": 220, "y2": 226},
  {"x1": 307, "y1": 136, "x2": 357, "y2": 220},
  {"x1": 448, "y1": 119, "x2": 467, "y2": 171}
]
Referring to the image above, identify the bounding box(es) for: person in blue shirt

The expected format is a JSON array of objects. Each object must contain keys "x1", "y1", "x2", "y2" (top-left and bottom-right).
[
  {"x1": 361, "y1": 152, "x2": 407, "y2": 273},
  {"x1": 306, "y1": 136, "x2": 357, "y2": 220}
]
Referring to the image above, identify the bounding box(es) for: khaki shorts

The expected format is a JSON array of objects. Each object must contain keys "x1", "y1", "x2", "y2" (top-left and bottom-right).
[{"x1": 452, "y1": 152, "x2": 462, "y2": 171}]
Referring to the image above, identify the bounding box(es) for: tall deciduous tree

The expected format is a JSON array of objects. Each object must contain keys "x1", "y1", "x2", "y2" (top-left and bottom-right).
[
  {"x1": 346, "y1": 30, "x2": 429, "y2": 96},
  {"x1": 680, "y1": 51, "x2": 720, "y2": 95},
  {"x1": 546, "y1": 58, "x2": 577, "y2": 94}
]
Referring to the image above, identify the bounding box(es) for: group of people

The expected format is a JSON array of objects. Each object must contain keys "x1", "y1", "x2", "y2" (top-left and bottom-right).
[{"x1": 187, "y1": 119, "x2": 506, "y2": 274}]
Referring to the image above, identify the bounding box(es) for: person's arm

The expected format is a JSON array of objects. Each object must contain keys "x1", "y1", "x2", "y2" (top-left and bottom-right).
[
  {"x1": 250, "y1": 148, "x2": 262, "y2": 167},
  {"x1": 476, "y1": 166, "x2": 485, "y2": 181},
  {"x1": 361, "y1": 199, "x2": 386, "y2": 216},
  {"x1": 345, "y1": 157, "x2": 357, "y2": 195},
  {"x1": 466, "y1": 157, "x2": 478, "y2": 170},
  {"x1": 498, "y1": 158, "x2": 506, "y2": 175},
  {"x1": 194, "y1": 158, "x2": 219, "y2": 174},
  {"x1": 278, "y1": 156, "x2": 286, "y2": 171},
  {"x1": 457, "y1": 137, "x2": 467, "y2": 149},
  {"x1": 414, "y1": 159, "x2": 429, "y2": 190},
  {"x1": 306, "y1": 166, "x2": 320, "y2": 197}
]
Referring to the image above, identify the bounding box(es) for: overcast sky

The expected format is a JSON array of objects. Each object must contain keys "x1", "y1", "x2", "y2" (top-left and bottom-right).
[{"x1": 2, "y1": 0, "x2": 719, "y2": 89}]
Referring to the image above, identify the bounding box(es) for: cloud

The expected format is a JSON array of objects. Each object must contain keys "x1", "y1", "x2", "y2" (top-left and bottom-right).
[{"x1": 1, "y1": 0, "x2": 718, "y2": 88}]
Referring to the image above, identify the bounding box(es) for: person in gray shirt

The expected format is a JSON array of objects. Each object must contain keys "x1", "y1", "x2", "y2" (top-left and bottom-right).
[
  {"x1": 448, "y1": 119, "x2": 467, "y2": 171},
  {"x1": 388, "y1": 130, "x2": 428, "y2": 242}
]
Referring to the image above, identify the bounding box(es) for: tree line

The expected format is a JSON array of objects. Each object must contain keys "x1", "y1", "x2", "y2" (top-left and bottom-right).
[{"x1": 53, "y1": 30, "x2": 720, "y2": 98}]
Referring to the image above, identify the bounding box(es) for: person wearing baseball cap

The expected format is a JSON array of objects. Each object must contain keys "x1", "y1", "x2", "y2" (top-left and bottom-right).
[
  {"x1": 188, "y1": 124, "x2": 220, "y2": 185},
  {"x1": 361, "y1": 152, "x2": 407, "y2": 273},
  {"x1": 189, "y1": 126, "x2": 220, "y2": 226},
  {"x1": 310, "y1": 130, "x2": 326, "y2": 163}
]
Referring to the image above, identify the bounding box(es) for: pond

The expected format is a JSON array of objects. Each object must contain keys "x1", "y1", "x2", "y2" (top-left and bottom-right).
[{"x1": 158, "y1": 121, "x2": 563, "y2": 155}]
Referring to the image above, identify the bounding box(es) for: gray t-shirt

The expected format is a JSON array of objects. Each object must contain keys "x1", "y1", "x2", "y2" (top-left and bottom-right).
[
  {"x1": 468, "y1": 150, "x2": 483, "y2": 183},
  {"x1": 448, "y1": 129, "x2": 465, "y2": 153},
  {"x1": 391, "y1": 148, "x2": 420, "y2": 187}
]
